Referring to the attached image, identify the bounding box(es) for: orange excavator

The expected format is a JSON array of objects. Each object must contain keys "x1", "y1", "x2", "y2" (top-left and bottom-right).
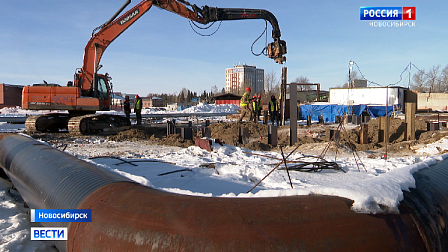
[{"x1": 22, "y1": 0, "x2": 287, "y2": 134}]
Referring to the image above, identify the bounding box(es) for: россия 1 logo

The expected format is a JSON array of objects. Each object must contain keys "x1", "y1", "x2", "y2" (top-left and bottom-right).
[
  {"x1": 360, "y1": 7, "x2": 415, "y2": 20},
  {"x1": 360, "y1": 7, "x2": 415, "y2": 27}
]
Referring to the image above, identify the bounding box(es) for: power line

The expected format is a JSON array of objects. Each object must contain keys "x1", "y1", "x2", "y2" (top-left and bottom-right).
[
  {"x1": 350, "y1": 61, "x2": 382, "y2": 87},
  {"x1": 349, "y1": 61, "x2": 447, "y2": 88}
]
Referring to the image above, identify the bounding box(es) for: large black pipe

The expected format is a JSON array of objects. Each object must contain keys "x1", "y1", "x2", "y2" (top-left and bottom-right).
[
  {"x1": 0, "y1": 134, "x2": 445, "y2": 251},
  {"x1": 0, "y1": 134, "x2": 132, "y2": 211},
  {"x1": 0, "y1": 134, "x2": 132, "y2": 251},
  {"x1": 401, "y1": 158, "x2": 448, "y2": 251}
]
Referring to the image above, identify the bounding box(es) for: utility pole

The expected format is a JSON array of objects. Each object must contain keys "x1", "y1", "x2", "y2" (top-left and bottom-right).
[{"x1": 349, "y1": 60, "x2": 354, "y2": 88}]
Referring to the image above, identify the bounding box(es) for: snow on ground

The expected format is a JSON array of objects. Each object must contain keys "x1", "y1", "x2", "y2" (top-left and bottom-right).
[
  {"x1": 57, "y1": 136, "x2": 448, "y2": 214},
  {"x1": 416, "y1": 136, "x2": 448, "y2": 155},
  {"x1": 0, "y1": 103, "x2": 239, "y2": 116},
  {"x1": 1, "y1": 105, "x2": 448, "y2": 251}
]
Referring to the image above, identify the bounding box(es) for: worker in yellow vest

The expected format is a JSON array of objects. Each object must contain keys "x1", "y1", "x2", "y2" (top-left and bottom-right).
[
  {"x1": 134, "y1": 95, "x2": 143, "y2": 125},
  {"x1": 238, "y1": 87, "x2": 253, "y2": 122},
  {"x1": 269, "y1": 95, "x2": 280, "y2": 126}
]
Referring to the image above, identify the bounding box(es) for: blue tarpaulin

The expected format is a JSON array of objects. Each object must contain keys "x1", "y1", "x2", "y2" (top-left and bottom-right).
[
  {"x1": 366, "y1": 105, "x2": 396, "y2": 118},
  {"x1": 299, "y1": 104, "x2": 397, "y2": 122}
]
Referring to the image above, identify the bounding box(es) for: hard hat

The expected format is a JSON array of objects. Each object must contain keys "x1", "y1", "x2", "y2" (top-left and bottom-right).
[
  {"x1": 135, "y1": 95, "x2": 139, "y2": 98},
  {"x1": 258, "y1": 95, "x2": 261, "y2": 98},
  {"x1": 253, "y1": 96, "x2": 256, "y2": 99},
  {"x1": 246, "y1": 87, "x2": 251, "y2": 91}
]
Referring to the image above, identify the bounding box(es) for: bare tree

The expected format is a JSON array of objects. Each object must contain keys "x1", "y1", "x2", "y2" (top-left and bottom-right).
[
  {"x1": 264, "y1": 70, "x2": 278, "y2": 94},
  {"x1": 440, "y1": 65, "x2": 448, "y2": 92},
  {"x1": 339, "y1": 70, "x2": 361, "y2": 88},
  {"x1": 427, "y1": 65, "x2": 441, "y2": 92},
  {"x1": 411, "y1": 64, "x2": 448, "y2": 92},
  {"x1": 348, "y1": 70, "x2": 361, "y2": 88},
  {"x1": 293, "y1": 76, "x2": 311, "y2": 91},
  {"x1": 180, "y1": 87, "x2": 188, "y2": 98},
  {"x1": 411, "y1": 69, "x2": 427, "y2": 92},
  {"x1": 210, "y1": 85, "x2": 219, "y2": 96}
]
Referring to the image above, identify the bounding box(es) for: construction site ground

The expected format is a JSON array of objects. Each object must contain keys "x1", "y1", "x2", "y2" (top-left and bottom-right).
[{"x1": 28, "y1": 114, "x2": 448, "y2": 159}]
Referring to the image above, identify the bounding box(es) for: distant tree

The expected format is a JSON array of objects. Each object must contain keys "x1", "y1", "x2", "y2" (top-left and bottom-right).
[
  {"x1": 201, "y1": 90, "x2": 207, "y2": 101},
  {"x1": 187, "y1": 90, "x2": 193, "y2": 103},
  {"x1": 264, "y1": 70, "x2": 278, "y2": 94},
  {"x1": 428, "y1": 65, "x2": 441, "y2": 92},
  {"x1": 411, "y1": 69, "x2": 427, "y2": 92},
  {"x1": 410, "y1": 65, "x2": 448, "y2": 92},
  {"x1": 441, "y1": 65, "x2": 448, "y2": 91},
  {"x1": 178, "y1": 92, "x2": 185, "y2": 103},
  {"x1": 340, "y1": 70, "x2": 361, "y2": 88},
  {"x1": 293, "y1": 76, "x2": 311, "y2": 91},
  {"x1": 211, "y1": 85, "x2": 219, "y2": 96}
]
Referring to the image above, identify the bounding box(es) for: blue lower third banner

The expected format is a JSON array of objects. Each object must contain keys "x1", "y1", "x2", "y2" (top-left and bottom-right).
[
  {"x1": 31, "y1": 209, "x2": 91, "y2": 222},
  {"x1": 31, "y1": 227, "x2": 68, "y2": 240}
]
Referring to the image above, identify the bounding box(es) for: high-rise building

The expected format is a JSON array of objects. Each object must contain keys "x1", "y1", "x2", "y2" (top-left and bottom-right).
[{"x1": 225, "y1": 64, "x2": 264, "y2": 95}]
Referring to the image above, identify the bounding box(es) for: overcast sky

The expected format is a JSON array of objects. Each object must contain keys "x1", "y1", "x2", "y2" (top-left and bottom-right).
[{"x1": 1, "y1": 0, "x2": 446, "y2": 96}]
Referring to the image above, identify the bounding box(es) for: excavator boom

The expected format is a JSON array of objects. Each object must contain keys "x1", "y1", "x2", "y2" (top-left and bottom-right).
[
  {"x1": 80, "y1": 0, "x2": 287, "y2": 92},
  {"x1": 23, "y1": 0, "x2": 287, "y2": 134}
]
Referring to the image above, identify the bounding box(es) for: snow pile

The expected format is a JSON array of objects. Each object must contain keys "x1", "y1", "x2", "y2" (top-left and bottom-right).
[
  {"x1": 416, "y1": 136, "x2": 448, "y2": 155},
  {"x1": 0, "y1": 179, "x2": 56, "y2": 252},
  {"x1": 0, "y1": 106, "x2": 65, "y2": 117},
  {"x1": 141, "y1": 107, "x2": 167, "y2": 114},
  {"x1": 180, "y1": 103, "x2": 239, "y2": 114}
]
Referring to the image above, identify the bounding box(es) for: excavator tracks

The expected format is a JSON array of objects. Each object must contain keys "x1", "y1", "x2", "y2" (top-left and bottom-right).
[
  {"x1": 25, "y1": 114, "x2": 131, "y2": 135},
  {"x1": 68, "y1": 114, "x2": 131, "y2": 135},
  {"x1": 25, "y1": 114, "x2": 71, "y2": 133}
]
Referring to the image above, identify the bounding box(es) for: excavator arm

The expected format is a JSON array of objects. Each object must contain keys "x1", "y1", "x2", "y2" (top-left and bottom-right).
[
  {"x1": 190, "y1": 5, "x2": 286, "y2": 63},
  {"x1": 78, "y1": 0, "x2": 287, "y2": 92}
]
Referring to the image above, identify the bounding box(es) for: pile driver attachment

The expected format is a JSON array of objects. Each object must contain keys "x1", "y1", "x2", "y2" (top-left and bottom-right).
[{"x1": 268, "y1": 39, "x2": 287, "y2": 64}]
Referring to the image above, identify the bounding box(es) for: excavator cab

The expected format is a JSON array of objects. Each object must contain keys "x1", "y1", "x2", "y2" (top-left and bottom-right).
[{"x1": 96, "y1": 74, "x2": 111, "y2": 110}]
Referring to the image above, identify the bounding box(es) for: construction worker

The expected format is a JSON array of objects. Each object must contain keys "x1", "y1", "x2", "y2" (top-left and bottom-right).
[
  {"x1": 251, "y1": 95, "x2": 258, "y2": 122},
  {"x1": 256, "y1": 94, "x2": 263, "y2": 121},
  {"x1": 134, "y1": 94, "x2": 143, "y2": 125},
  {"x1": 238, "y1": 87, "x2": 252, "y2": 122},
  {"x1": 269, "y1": 95, "x2": 280, "y2": 126},
  {"x1": 124, "y1": 95, "x2": 131, "y2": 119}
]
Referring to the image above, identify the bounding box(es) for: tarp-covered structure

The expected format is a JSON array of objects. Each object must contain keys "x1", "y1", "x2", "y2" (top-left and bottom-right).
[{"x1": 299, "y1": 104, "x2": 397, "y2": 123}]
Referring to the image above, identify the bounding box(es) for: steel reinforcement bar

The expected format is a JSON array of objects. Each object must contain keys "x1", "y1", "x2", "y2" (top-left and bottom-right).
[{"x1": 1, "y1": 134, "x2": 446, "y2": 251}]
